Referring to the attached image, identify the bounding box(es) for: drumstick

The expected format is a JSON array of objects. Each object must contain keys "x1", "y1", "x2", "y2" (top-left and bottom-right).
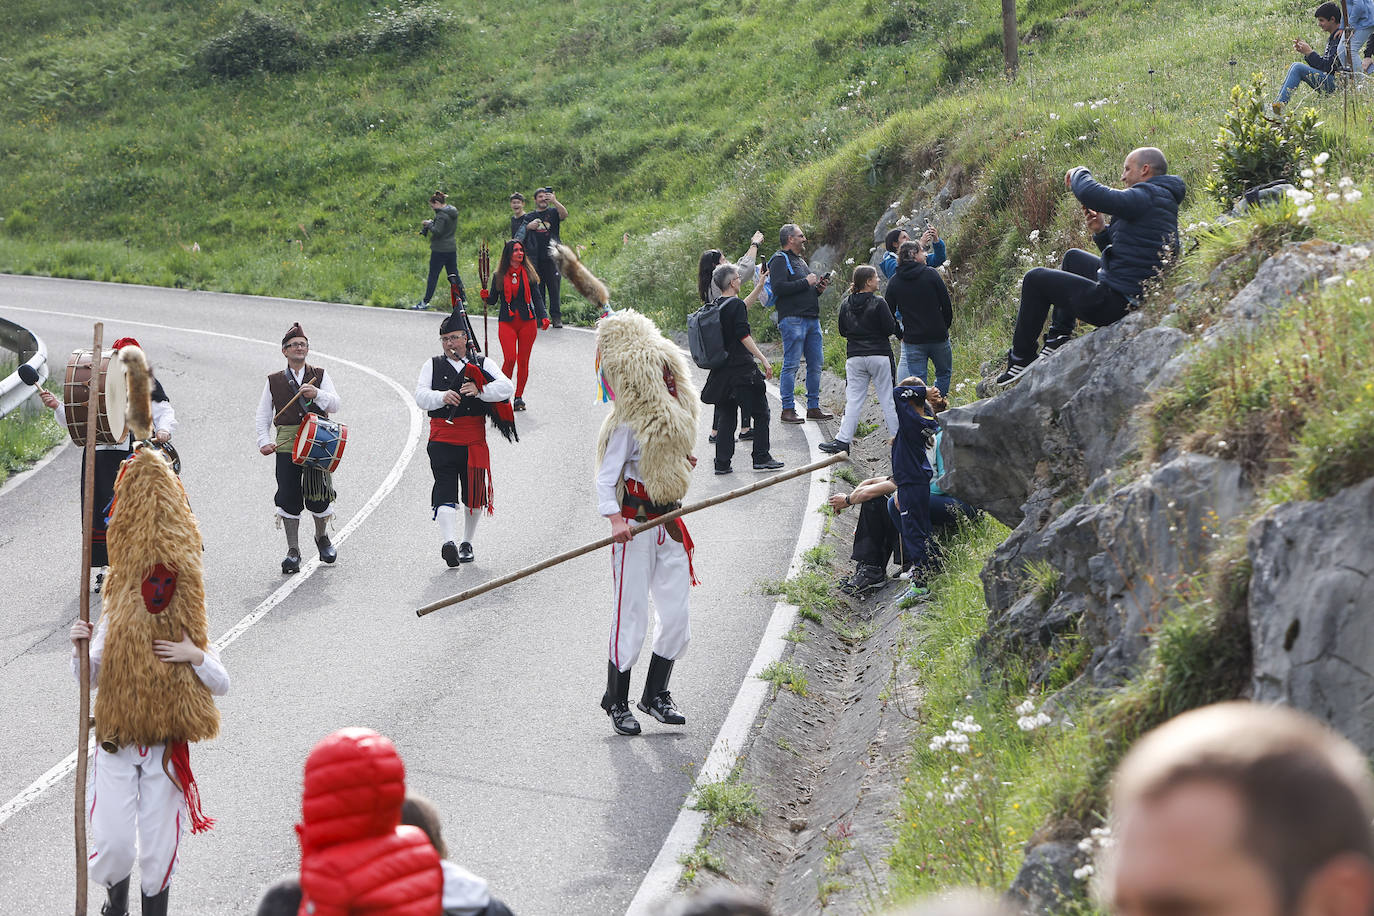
[
  {"x1": 16, "y1": 362, "x2": 42, "y2": 391},
  {"x1": 271, "y1": 371, "x2": 323, "y2": 424}
]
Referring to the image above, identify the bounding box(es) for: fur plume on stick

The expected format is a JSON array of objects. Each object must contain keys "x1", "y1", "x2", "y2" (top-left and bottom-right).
[
  {"x1": 554, "y1": 243, "x2": 609, "y2": 309},
  {"x1": 120, "y1": 345, "x2": 153, "y2": 440}
]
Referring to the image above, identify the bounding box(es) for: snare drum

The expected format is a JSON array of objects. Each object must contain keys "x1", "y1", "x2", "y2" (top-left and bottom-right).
[
  {"x1": 63, "y1": 349, "x2": 128, "y2": 447},
  {"x1": 292, "y1": 413, "x2": 347, "y2": 472}
]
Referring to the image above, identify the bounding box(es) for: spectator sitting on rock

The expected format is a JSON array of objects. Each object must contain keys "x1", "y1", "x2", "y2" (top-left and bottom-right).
[
  {"x1": 996, "y1": 148, "x2": 1184, "y2": 386},
  {"x1": 1105, "y1": 701, "x2": 1374, "y2": 916},
  {"x1": 1275, "y1": 2, "x2": 1354, "y2": 109}
]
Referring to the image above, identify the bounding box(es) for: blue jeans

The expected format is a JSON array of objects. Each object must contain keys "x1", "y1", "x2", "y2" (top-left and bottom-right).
[
  {"x1": 900, "y1": 339, "x2": 953, "y2": 396},
  {"x1": 779, "y1": 316, "x2": 823, "y2": 410},
  {"x1": 1278, "y1": 62, "x2": 1336, "y2": 103}
]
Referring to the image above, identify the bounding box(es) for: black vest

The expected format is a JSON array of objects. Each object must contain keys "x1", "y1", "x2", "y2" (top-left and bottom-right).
[{"x1": 428, "y1": 356, "x2": 488, "y2": 420}]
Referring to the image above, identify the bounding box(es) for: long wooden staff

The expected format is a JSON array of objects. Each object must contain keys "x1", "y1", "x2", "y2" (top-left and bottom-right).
[
  {"x1": 75, "y1": 322, "x2": 103, "y2": 915},
  {"x1": 477, "y1": 240, "x2": 491, "y2": 354},
  {"x1": 271, "y1": 370, "x2": 323, "y2": 425},
  {"x1": 416, "y1": 451, "x2": 848, "y2": 617}
]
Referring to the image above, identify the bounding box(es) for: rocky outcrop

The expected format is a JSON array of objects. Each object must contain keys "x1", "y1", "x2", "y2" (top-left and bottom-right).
[{"x1": 869, "y1": 179, "x2": 977, "y2": 269}]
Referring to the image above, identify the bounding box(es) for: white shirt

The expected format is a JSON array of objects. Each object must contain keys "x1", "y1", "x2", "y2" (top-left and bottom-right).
[
  {"x1": 73, "y1": 615, "x2": 230, "y2": 697},
  {"x1": 413, "y1": 354, "x2": 514, "y2": 412},
  {"x1": 54, "y1": 398, "x2": 177, "y2": 451},
  {"x1": 255, "y1": 365, "x2": 340, "y2": 449},
  {"x1": 596, "y1": 423, "x2": 641, "y2": 518}
]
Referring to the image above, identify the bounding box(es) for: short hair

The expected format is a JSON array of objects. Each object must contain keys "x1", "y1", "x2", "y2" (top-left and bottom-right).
[
  {"x1": 1315, "y1": 1, "x2": 1341, "y2": 19},
  {"x1": 509, "y1": 192, "x2": 525, "y2": 202},
  {"x1": 780, "y1": 223, "x2": 802, "y2": 247},
  {"x1": 712, "y1": 262, "x2": 740, "y2": 294},
  {"x1": 254, "y1": 877, "x2": 301, "y2": 916},
  {"x1": 400, "y1": 793, "x2": 448, "y2": 859},
  {"x1": 897, "y1": 240, "x2": 923, "y2": 263},
  {"x1": 885, "y1": 227, "x2": 905, "y2": 252},
  {"x1": 1112, "y1": 702, "x2": 1374, "y2": 911},
  {"x1": 1131, "y1": 147, "x2": 1168, "y2": 176},
  {"x1": 664, "y1": 883, "x2": 772, "y2": 916},
  {"x1": 429, "y1": 190, "x2": 447, "y2": 204}
]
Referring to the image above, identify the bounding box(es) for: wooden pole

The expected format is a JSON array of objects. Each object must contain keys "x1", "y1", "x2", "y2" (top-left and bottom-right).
[
  {"x1": 1002, "y1": 0, "x2": 1019, "y2": 78},
  {"x1": 75, "y1": 321, "x2": 103, "y2": 914},
  {"x1": 416, "y1": 451, "x2": 849, "y2": 617}
]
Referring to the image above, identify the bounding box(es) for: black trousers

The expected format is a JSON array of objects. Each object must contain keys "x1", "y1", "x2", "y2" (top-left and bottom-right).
[
  {"x1": 851, "y1": 495, "x2": 901, "y2": 569},
  {"x1": 274, "y1": 451, "x2": 331, "y2": 517},
  {"x1": 427, "y1": 441, "x2": 473, "y2": 508},
  {"x1": 424, "y1": 251, "x2": 464, "y2": 305},
  {"x1": 714, "y1": 381, "x2": 771, "y2": 470},
  {"x1": 82, "y1": 447, "x2": 131, "y2": 567},
  {"x1": 1011, "y1": 249, "x2": 1129, "y2": 361},
  {"x1": 535, "y1": 256, "x2": 561, "y2": 321}
]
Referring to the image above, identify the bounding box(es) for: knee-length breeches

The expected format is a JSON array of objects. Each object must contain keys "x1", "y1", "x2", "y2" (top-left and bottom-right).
[
  {"x1": 608, "y1": 525, "x2": 691, "y2": 671},
  {"x1": 88, "y1": 743, "x2": 184, "y2": 896},
  {"x1": 273, "y1": 451, "x2": 332, "y2": 519}
]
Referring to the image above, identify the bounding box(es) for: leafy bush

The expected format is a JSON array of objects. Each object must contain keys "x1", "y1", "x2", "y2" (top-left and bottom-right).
[
  {"x1": 1205, "y1": 73, "x2": 1324, "y2": 205},
  {"x1": 195, "y1": 10, "x2": 312, "y2": 78}
]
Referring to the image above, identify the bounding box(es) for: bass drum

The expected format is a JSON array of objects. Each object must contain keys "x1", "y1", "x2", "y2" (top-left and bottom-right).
[{"x1": 63, "y1": 349, "x2": 128, "y2": 447}]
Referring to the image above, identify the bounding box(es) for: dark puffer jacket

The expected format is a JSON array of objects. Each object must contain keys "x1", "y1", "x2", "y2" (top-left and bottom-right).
[
  {"x1": 1069, "y1": 170, "x2": 1186, "y2": 301},
  {"x1": 296, "y1": 728, "x2": 443, "y2": 916},
  {"x1": 837, "y1": 291, "x2": 897, "y2": 358}
]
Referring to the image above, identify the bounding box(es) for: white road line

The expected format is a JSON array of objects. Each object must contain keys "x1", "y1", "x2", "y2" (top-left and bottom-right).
[{"x1": 0, "y1": 306, "x2": 423, "y2": 829}]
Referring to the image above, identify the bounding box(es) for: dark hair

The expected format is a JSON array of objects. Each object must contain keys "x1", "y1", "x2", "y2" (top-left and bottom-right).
[
  {"x1": 897, "y1": 240, "x2": 923, "y2": 263},
  {"x1": 711, "y1": 262, "x2": 740, "y2": 296},
  {"x1": 400, "y1": 793, "x2": 448, "y2": 859},
  {"x1": 665, "y1": 884, "x2": 772, "y2": 916},
  {"x1": 698, "y1": 249, "x2": 724, "y2": 303},
  {"x1": 1315, "y1": 1, "x2": 1341, "y2": 19},
  {"x1": 847, "y1": 265, "x2": 878, "y2": 294},
  {"x1": 509, "y1": 192, "x2": 525, "y2": 202},
  {"x1": 496, "y1": 239, "x2": 541, "y2": 289},
  {"x1": 254, "y1": 877, "x2": 302, "y2": 916},
  {"x1": 884, "y1": 227, "x2": 906, "y2": 252},
  {"x1": 429, "y1": 190, "x2": 447, "y2": 204}
]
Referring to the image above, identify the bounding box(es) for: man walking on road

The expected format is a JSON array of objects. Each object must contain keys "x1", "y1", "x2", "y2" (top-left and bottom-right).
[
  {"x1": 255, "y1": 323, "x2": 341, "y2": 573},
  {"x1": 768, "y1": 224, "x2": 834, "y2": 424},
  {"x1": 414, "y1": 313, "x2": 516, "y2": 567}
]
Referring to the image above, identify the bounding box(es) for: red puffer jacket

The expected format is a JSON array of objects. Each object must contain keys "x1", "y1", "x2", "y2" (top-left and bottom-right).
[{"x1": 296, "y1": 728, "x2": 443, "y2": 916}]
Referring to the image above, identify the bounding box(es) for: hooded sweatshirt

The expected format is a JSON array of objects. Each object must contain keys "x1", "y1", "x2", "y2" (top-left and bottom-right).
[
  {"x1": 1068, "y1": 169, "x2": 1186, "y2": 301},
  {"x1": 885, "y1": 260, "x2": 953, "y2": 345},
  {"x1": 837, "y1": 291, "x2": 897, "y2": 358}
]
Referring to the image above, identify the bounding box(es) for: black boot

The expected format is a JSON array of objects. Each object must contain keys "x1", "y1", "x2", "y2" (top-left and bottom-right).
[
  {"x1": 638, "y1": 653, "x2": 687, "y2": 725},
  {"x1": 281, "y1": 548, "x2": 301, "y2": 574},
  {"x1": 101, "y1": 877, "x2": 130, "y2": 916},
  {"x1": 141, "y1": 888, "x2": 169, "y2": 916},
  {"x1": 315, "y1": 535, "x2": 337, "y2": 564},
  {"x1": 599, "y1": 661, "x2": 641, "y2": 736}
]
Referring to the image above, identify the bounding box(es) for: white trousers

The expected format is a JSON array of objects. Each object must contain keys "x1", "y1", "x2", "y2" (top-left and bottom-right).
[
  {"x1": 609, "y1": 525, "x2": 691, "y2": 671},
  {"x1": 837, "y1": 355, "x2": 898, "y2": 443},
  {"x1": 89, "y1": 743, "x2": 184, "y2": 896}
]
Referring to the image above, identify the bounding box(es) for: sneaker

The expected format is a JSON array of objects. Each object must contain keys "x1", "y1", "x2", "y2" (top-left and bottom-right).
[
  {"x1": 900, "y1": 583, "x2": 931, "y2": 604},
  {"x1": 551, "y1": 319, "x2": 563, "y2": 328},
  {"x1": 708, "y1": 432, "x2": 718, "y2": 443},
  {"x1": 840, "y1": 564, "x2": 887, "y2": 595},
  {"x1": 1039, "y1": 335, "x2": 1072, "y2": 359},
  {"x1": 738, "y1": 427, "x2": 753, "y2": 440},
  {"x1": 714, "y1": 465, "x2": 734, "y2": 475},
  {"x1": 753, "y1": 457, "x2": 784, "y2": 470},
  {"x1": 818, "y1": 438, "x2": 850, "y2": 454},
  {"x1": 411, "y1": 301, "x2": 431, "y2": 311},
  {"x1": 995, "y1": 353, "x2": 1035, "y2": 386}
]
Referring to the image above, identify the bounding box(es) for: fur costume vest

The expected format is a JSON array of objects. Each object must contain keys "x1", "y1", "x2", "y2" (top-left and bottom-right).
[{"x1": 595, "y1": 309, "x2": 700, "y2": 504}]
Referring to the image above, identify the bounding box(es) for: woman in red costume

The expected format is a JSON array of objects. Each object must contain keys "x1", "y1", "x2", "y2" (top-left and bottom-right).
[{"x1": 482, "y1": 239, "x2": 547, "y2": 412}]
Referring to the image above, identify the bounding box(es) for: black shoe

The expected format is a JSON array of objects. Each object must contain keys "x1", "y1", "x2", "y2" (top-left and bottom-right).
[
  {"x1": 995, "y1": 352, "x2": 1036, "y2": 386},
  {"x1": 600, "y1": 661, "x2": 641, "y2": 736},
  {"x1": 141, "y1": 888, "x2": 169, "y2": 916},
  {"x1": 315, "y1": 535, "x2": 336, "y2": 564},
  {"x1": 714, "y1": 465, "x2": 733, "y2": 475},
  {"x1": 101, "y1": 877, "x2": 130, "y2": 916},
  {"x1": 638, "y1": 653, "x2": 687, "y2": 725},
  {"x1": 281, "y1": 548, "x2": 301, "y2": 574},
  {"x1": 513, "y1": 397, "x2": 526, "y2": 411},
  {"x1": 551, "y1": 319, "x2": 563, "y2": 328},
  {"x1": 441, "y1": 541, "x2": 460, "y2": 568},
  {"x1": 840, "y1": 563, "x2": 887, "y2": 596},
  {"x1": 93, "y1": 570, "x2": 105, "y2": 594},
  {"x1": 708, "y1": 432, "x2": 718, "y2": 443},
  {"x1": 1039, "y1": 335, "x2": 1072, "y2": 359},
  {"x1": 753, "y1": 457, "x2": 784, "y2": 470},
  {"x1": 818, "y1": 438, "x2": 850, "y2": 454},
  {"x1": 738, "y1": 427, "x2": 754, "y2": 440},
  {"x1": 458, "y1": 541, "x2": 474, "y2": 563}
]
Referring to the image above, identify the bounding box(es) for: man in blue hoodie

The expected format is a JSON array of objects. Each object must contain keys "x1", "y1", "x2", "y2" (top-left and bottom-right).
[{"x1": 997, "y1": 148, "x2": 1185, "y2": 386}]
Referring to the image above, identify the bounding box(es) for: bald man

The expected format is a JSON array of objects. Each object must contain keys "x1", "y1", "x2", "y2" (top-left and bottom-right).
[{"x1": 997, "y1": 148, "x2": 1185, "y2": 385}]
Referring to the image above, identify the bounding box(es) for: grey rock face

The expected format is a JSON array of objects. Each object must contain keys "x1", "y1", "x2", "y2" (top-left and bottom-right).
[
  {"x1": 1005, "y1": 841, "x2": 1086, "y2": 915},
  {"x1": 1249, "y1": 476, "x2": 1374, "y2": 754}
]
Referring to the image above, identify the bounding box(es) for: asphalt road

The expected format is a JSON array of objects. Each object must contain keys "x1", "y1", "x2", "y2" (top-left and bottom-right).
[{"x1": 0, "y1": 276, "x2": 812, "y2": 914}]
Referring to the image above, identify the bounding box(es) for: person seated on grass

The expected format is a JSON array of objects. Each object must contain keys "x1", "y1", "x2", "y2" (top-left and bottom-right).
[
  {"x1": 1275, "y1": 2, "x2": 1350, "y2": 108},
  {"x1": 996, "y1": 149, "x2": 1184, "y2": 386}
]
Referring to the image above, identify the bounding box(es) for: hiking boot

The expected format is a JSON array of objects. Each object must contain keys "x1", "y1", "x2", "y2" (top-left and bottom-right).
[
  {"x1": 840, "y1": 564, "x2": 887, "y2": 596},
  {"x1": 780, "y1": 408, "x2": 804, "y2": 424},
  {"x1": 995, "y1": 352, "x2": 1035, "y2": 386},
  {"x1": 753, "y1": 457, "x2": 784, "y2": 470},
  {"x1": 818, "y1": 438, "x2": 850, "y2": 454},
  {"x1": 1039, "y1": 335, "x2": 1072, "y2": 359},
  {"x1": 806, "y1": 407, "x2": 835, "y2": 420}
]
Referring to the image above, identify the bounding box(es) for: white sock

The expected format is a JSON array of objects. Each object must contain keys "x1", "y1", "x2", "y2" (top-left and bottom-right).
[
  {"x1": 436, "y1": 505, "x2": 458, "y2": 544},
  {"x1": 463, "y1": 508, "x2": 480, "y2": 544}
]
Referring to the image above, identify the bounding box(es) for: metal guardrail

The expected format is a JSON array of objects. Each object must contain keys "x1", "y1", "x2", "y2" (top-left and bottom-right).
[{"x1": 0, "y1": 317, "x2": 49, "y2": 418}]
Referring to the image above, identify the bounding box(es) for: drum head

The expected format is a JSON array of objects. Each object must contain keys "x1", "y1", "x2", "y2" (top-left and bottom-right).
[{"x1": 103, "y1": 355, "x2": 128, "y2": 445}]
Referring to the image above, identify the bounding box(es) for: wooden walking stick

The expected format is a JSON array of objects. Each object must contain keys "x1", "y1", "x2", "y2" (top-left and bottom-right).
[
  {"x1": 477, "y1": 240, "x2": 491, "y2": 354},
  {"x1": 75, "y1": 322, "x2": 103, "y2": 914},
  {"x1": 416, "y1": 451, "x2": 849, "y2": 617}
]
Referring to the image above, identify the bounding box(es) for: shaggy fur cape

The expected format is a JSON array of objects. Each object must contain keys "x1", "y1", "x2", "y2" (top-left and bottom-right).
[
  {"x1": 595, "y1": 309, "x2": 700, "y2": 505},
  {"x1": 94, "y1": 371, "x2": 219, "y2": 746}
]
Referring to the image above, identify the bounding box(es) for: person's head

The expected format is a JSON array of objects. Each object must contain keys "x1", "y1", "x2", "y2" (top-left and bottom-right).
[
  {"x1": 849, "y1": 265, "x2": 879, "y2": 294},
  {"x1": 664, "y1": 883, "x2": 773, "y2": 916},
  {"x1": 1121, "y1": 148, "x2": 1168, "y2": 186},
  {"x1": 496, "y1": 239, "x2": 540, "y2": 286},
  {"x1": 509, "y1": 192, "x2": 525, "y2": 214},
  {"x1": 885, "y1": 227, "x2": 909, "y2": 253},
  {"x1": 438, "y1": 313, "x2": 469, "y2": 360},
  {"x1": 1106, "y1": 701, "x2": 1374, "y2": 916},
  {"x1": 699, "y1": 249, "x2": 725, "y2": 302},
  {"x1": 1315, "y1": 2, "x2": 1342, "y2": 30},
  {"x1": 712, "y1": 262, "x2": 741, "y2": 297},
  {"x1": 400, "y1": 793, "x2": 447, "y2": 859},
  {"x1": 281, "y1": 323, "x2": 309, "y2": 366},
  {"x1": 535, "y1": 186, "x2": 553, "y2": 209},
  {"x1": 898, "y1": 240, "x2": 924, "y2": 264},
  {"x1": 429, "y1": 190, "x2": 447, "y2": 210},
  {"x1": 254, "y1": 877, "x2": 302, "y2": 916},
  {"x1": 780, "y1": 223, "x2": 806, "y2": 253}
]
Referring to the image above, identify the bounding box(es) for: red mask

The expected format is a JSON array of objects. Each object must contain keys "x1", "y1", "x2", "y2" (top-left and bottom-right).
[
  {"x1": 663, "y1": 365, "x2": 678, "y2": 398},
  {"x1": 141, "y1": 563, "x2": 178, "y2": 614}
]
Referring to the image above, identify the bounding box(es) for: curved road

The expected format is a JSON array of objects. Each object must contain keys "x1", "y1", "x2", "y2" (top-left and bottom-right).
[{"x1": 0, "y1": 276, "x2": 814, "y2": 914}]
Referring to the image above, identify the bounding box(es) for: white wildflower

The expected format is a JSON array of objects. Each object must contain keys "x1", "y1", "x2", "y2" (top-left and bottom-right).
[
  {"x1": 845, "y1": 257, "x2": 855, "y2": 265},
  {"x1": 1078, "y1": 837, "x2": 1095, "y2": 853},
  {"x1": 1300, "y1": 168, "x2": 1315, "y2": 179},
  {"x1": 1074, "y1": 101, "x2": 1085, "y2": 108},
  {"x1": 1339, "y1": 176, "x2": 1354, "y2": 188},
  {"x1": 1327, "y1": 192, "x2": 1341, "y2": 202},
  {"x1": 1314, "y1": 151, "x2": 1330, "y2": 166},
  {"x1": 1073, "y1": 865, "x2": 1096, "y2": 880},
  {"x1": 1016, "y1": 699, "x2": 1036, "y2": 716},
  {"x1": 1323, "y1": 275, "x2": 1345, "y2": 286},
  {"x1": 1048, "y1": 112, "x2": 1060, "y2": 120},
  {"x1": 1344, "y1": 189, "x2": 1363, "y2": 202},
  {"x1": 1286, "y1": 188, "x2": 1314, "y2": 204},
  {"x1": 1029, "y1": 229, "x2": 1041, "y2": 242},
  {"x1": 922, "y1": 168, "x2": 935, "y2": 179},
  {"x1": 1351, "y1": 246, "x2": 1370, "y2": 259},
  {"x1": 1360, "y1": 297, "x2": 1372, "y2": 304}
]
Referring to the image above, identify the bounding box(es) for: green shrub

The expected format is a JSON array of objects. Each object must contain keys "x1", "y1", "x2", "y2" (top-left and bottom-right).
[
  {"x1": 196, "y1": 10, "x2": 312, "y2": 78},
  {"x1": 1205, "y1": 73, "x2": 1324, "y2": 206}
]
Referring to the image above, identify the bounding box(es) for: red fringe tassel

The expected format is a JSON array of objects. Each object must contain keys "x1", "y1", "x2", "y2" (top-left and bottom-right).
[{"x1": 166, "y1": 741, "x2": 215, "y2": 834}]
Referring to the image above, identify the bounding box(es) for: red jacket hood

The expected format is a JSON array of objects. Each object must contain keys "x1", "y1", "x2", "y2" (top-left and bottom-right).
[{"x1": 296, "y1": 727, "x2": 407, "y2": 854}]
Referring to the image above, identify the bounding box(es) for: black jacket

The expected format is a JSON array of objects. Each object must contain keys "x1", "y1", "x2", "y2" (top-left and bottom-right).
[
  {"x1": 1069, "y1": 170, "x2": 1186, "y2": 301},
  {"x1": 885, "y1": 261, "x2": 952, "y2": 345},
  {"x1": 837, "y1": 292, "x2": 897, "y2": 358},
  {"x1": 767, "y1": 250, "x2": 820, "y2": 320}
]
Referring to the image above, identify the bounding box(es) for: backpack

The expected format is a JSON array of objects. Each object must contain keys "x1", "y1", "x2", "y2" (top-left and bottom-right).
[
  {"x1": 762, "y1": 250, "x2": 796, "y2": 305},
  {"x1": 687, "y1": 297, "x2": 732, "y2": 370}
]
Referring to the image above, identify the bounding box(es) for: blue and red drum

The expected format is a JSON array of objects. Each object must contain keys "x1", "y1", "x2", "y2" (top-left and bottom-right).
[{"x1": 292, "y1": 413, "x2": 347, "y2": 472}]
